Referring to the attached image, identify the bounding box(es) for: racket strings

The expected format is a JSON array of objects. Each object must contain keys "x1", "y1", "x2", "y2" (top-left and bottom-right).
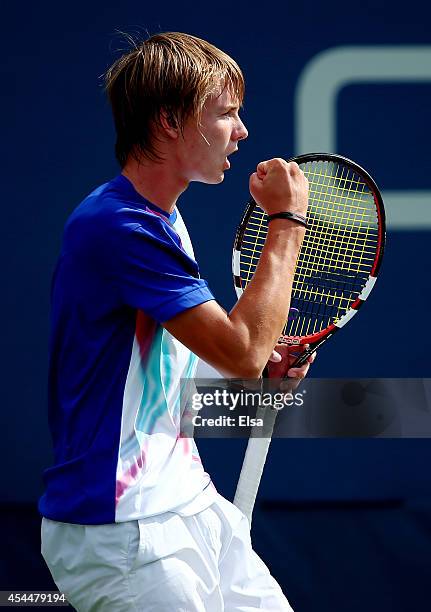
[
  {"x1": 288, "y1": 161, "x2": 377, "y2": 334},
  {"x1": 239, "y1": 160, "x2": 380, "y2": 337},
  {"x1": 288, "y1": 161, "x2": 353, "y2": 335}
]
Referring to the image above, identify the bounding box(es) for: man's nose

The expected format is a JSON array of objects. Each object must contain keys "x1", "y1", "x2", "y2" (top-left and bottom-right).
[{"x1": 236, "y1": 119, "x2": 248, "y2": 141}]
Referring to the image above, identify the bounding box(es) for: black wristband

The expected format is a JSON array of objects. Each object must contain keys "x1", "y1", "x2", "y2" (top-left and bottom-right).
[{"x1": 267, "y1": 211, "x2": 308, "y2": 228}]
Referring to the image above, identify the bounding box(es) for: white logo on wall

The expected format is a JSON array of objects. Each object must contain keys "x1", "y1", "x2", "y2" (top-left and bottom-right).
[{"x1": 295, "y1": 46, "x2": 431, "y2": 230}]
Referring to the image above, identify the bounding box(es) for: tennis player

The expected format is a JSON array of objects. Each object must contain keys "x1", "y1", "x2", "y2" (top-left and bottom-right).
[{"x1": 40, "y1": 32, "x2": 313, "y2": 611}]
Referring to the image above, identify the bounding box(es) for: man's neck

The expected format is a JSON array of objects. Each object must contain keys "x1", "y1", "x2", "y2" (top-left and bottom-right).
[{"x1": 122, "y1": 157, "x2": 188, "y2": 215}]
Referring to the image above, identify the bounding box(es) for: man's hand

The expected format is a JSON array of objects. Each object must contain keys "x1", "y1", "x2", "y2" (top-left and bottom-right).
[
  {"x1": 249, "y1": 158, "x2": 309, "y2": 218},
  {"x1": 267, "y1": 341, "x2": 316, "y2": 381}
]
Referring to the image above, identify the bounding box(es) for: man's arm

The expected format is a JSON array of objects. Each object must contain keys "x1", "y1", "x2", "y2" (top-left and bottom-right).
[{"x1": 163, "y1": 158, "x2": 308, "y2": 379}]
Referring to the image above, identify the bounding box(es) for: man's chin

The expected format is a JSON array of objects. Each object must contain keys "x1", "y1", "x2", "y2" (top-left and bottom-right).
[
  {"x1": 193, "y1": 172, "x2": 225, "y2": 185},
  {"x1": 214, "y1": 172, "x2": 225, "y2": 184}
]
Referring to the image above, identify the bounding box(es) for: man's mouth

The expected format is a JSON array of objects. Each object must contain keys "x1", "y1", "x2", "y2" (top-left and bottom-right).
[{"x1": 224, "y1": 148, "x2": 238, "y2": 169}]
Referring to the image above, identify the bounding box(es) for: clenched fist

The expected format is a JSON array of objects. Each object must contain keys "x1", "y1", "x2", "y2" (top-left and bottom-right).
[{"x1": 249, "y1": 158, "x2": 309, "y2": 218}]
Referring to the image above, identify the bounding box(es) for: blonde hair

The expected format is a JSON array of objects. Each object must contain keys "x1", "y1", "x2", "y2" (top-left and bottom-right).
[{"x1": 104, "y1": 32, "x2": 245, "y2": 166}]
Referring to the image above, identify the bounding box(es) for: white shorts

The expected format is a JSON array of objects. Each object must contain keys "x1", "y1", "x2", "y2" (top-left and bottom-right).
[{"x1": 41, "y1": 493, "x2": 292, "y2": 611}]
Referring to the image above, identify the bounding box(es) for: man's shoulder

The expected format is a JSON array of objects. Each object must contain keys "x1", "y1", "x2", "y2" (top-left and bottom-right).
[
  {"x1": 61, "y1": 176, "x2": 183, "y2": 262},
  {"x1": 65, "y1": 177, "x2": 166, "y2": 238},
  {"x1": 67, "y1": 176, "x2": 132, "y2": 226}
]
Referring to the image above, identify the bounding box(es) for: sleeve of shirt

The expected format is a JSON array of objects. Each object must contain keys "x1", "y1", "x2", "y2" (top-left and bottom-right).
[{"x1": 109, "y1": 214, "x2": 215, "y2": 322}]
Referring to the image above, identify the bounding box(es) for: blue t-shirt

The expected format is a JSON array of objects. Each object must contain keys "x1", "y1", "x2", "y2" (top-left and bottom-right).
[{"x1": 39, "y1": 175, "x2": 216, "y2": 524}]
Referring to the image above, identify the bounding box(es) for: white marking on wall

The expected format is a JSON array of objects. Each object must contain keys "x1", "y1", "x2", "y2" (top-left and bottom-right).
[{"x1": 295, "y1": 46, "x2": 431, "y2": 230}]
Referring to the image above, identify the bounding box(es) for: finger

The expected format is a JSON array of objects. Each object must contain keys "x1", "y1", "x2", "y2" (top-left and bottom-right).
[
  {"x1": 256, "y1": 161, "x2": 269, "y2": 178},
  {"x1": 268, "y1": 349, "x2": 282, "y2": 363},
  {"x1": 308, "y1": 351, "x2": 317, "y2": 364},
  {"x1": 249, "y1": 172, "x2": 261, "y2": 189},
  {"x1": 287, "y1": 161, "x2": 300, "y2": 175},
  {"x1": 287, "y1": 362, "x2": 310, "y2": 380}
]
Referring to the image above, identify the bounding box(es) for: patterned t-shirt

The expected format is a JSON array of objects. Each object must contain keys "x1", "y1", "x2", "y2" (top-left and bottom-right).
[{"x1": 38, "y1": 175, "x2": 216, "y2": 524}]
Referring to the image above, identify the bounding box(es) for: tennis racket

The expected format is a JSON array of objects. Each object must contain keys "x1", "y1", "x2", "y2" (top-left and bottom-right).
[{"x1": 232, "y1": 153, "x2": 386, "y2": 524}]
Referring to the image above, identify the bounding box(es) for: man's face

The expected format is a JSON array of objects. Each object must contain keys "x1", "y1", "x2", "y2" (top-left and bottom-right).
[{"x1": 177, "y1": 87, "x2": 248, "y2": 184}]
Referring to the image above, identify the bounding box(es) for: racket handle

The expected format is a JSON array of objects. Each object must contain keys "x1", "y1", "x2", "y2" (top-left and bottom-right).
[
  {"x1": 233, "y1": 405, "x2": 278, "y2": 525},
  {"x1": 291, "y1": 346, "x2": 315, "y2": 368}
]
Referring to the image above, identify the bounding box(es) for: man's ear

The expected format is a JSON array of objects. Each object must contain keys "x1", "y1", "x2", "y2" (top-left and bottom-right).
[{"x1": 159, "y1": 109, "x2": 179, "y2": 139}]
